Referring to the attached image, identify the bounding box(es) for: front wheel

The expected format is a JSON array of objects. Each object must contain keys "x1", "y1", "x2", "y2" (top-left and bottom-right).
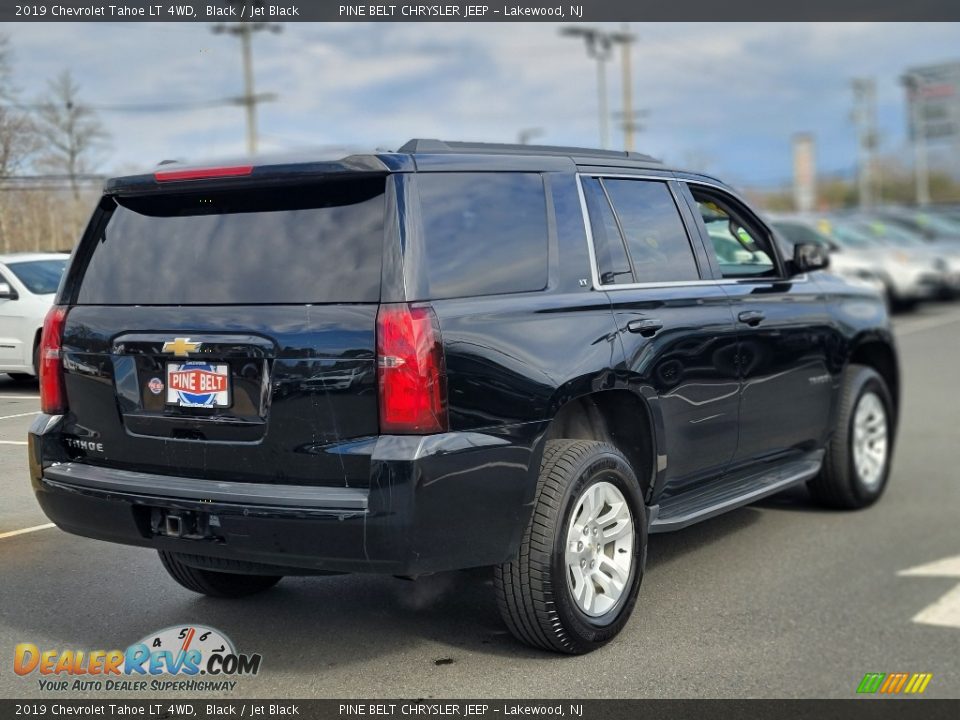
[
  {"x1": 495, "y1": 440, "x2": 647, "y2": 654},
  {"x1": 158, "y1": 551, "x2": 282, "y2": 598},
  {"x1": 808, "y1": 365, "x2": 894, "y2": 509}
]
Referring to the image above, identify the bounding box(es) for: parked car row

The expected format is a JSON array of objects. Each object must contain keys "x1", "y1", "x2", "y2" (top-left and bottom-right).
[
  {"x1": 0, "y1": 253, "x2": 71, "y2": 380},
  {"x1": 768, "y1": 207, "x2": 960, "y2": 311}
]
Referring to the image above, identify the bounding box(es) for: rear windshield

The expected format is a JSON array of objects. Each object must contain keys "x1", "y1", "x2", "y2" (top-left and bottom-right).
[
  {"x1": 75, "y1": 178, "x2": 385, "y2": 305},
  {"x1": 6, "y1": 259, "x2": 68, "y2": 295}
]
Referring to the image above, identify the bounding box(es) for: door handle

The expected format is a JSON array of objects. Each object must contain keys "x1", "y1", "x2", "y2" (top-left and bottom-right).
[
  {"x1": 627, "y1": 319, "x2": 664, "y2": 337},
  {"x1": 738, "y1": 310, "x2": 765, "y2": 326}
]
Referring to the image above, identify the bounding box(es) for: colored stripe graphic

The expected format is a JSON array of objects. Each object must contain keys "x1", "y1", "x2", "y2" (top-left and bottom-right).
[
  {"x1": 858, "y1": 672, "x2": 932, "y2": 695},
  {"x1": 857, "y1": 673, "x2": 885, "y2": 694}
]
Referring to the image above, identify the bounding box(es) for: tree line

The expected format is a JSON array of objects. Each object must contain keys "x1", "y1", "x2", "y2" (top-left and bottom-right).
[{"x1": 0, "y1": 32, "x2": 108, "y2": 253}]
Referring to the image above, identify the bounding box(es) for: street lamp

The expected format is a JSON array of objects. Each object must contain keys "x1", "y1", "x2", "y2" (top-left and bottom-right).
[
  {"x1": 560, "y1": 26, "x2": 634, "y2": 150},
  {"x1": 902, "y1": 72, "x2": 931, "y2": 207}
]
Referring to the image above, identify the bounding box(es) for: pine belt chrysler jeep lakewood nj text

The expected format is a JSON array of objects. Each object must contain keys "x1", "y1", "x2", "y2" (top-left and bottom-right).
[{"x1": 29, "y1": 140, "x2": 899, "y2": 654}]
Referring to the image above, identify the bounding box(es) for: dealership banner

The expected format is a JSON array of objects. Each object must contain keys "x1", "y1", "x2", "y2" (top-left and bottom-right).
[
  {"x1": 1, "y1": 0, "x2": 959, "y2": 22},
  {"x1": 2, "y1": 700, "x2": 960, "y2": 719}
]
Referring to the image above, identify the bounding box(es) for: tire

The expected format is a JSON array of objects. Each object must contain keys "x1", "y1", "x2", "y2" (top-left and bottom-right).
[
  {"x1": 495, "y1": 440, "x2": 647, "y2": 654},
  {"x1": 808, "y1": 365, "x2": 894, "y2": 509},
  {"x1": 7, "y1": 373, "x2": 35, "y2": 383},
  {"x1": 158, "y1": 551, "x2": 282, "y2": 598}
]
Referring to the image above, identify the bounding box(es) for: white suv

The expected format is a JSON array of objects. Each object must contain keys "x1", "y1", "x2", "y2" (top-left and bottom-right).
[{"x1": 0, "y1": 253, "x2": 69, "y2": 381}]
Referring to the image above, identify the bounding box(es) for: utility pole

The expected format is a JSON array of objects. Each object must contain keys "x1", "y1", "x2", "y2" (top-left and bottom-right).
[
  {"x1": 617, "y1": 24, "x2": 637, "y2": 151},
  {"x1": 902, "y1": 73, "x2": 931, "y2": 207},
  {"x1": 211, "y1": 6, "x2": 281, "y2": 155},
  {"x1": 851, "y1": 78, "x2": 878, "y2": 209},
  {"x1": 517, "y1": 128, "x2": 544, "y2": 145},
  {"x1": 560, "y1": 26, "x2": 633, "y2": 150}
]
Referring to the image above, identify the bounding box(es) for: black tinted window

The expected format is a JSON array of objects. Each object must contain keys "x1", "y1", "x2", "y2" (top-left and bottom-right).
[
  {"x1": 582, "y1": 178, "x2": 633, "y2": 285},
  {"x1": 603, "y1": 179, "x2": 700, "y2": 283},
  {"x1": 76, "y1": 179, "x2": 385, "y2": 305},
  {"x1": 418, "y1": 173, "x2": 547, "y2": 299}
]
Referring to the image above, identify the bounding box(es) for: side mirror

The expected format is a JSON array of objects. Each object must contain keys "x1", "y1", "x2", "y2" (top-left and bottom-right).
[
  {"x1": 0, "y1": 282, "x2": 17, "y2": 300},
  {"x1": 792, "y1": 243, "x2": 830, "y2": 275}
]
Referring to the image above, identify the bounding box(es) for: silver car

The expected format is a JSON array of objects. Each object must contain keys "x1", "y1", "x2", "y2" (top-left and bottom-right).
[
  {"x1": 768, "y1": 218, "x2": 880, "y2": 287},
  {"x1": 770, "y1": 216, "x2": 942, "y2": 308},
  {"x1": 835, "y1": 215, "x2": 960, "y2": 298}
]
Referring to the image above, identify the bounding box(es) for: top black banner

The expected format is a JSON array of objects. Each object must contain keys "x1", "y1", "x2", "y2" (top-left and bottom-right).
[{"x1": 1, "y1": 0, "x2": 959, "y2": 22}]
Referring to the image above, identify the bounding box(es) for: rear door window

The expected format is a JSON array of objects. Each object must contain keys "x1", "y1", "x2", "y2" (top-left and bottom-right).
[
  {"x1": 75, "y1": 178, "x2": 385, "y2": 305},
  {"x1": 418, "y1": 173, "x2": 548, "y2": 299},
  {"x1": 601, "y1": 179, "x2": 701, "y2": 284},
  {"x1": 582, "y1": 177, "x2": 633, "y2": 285}
]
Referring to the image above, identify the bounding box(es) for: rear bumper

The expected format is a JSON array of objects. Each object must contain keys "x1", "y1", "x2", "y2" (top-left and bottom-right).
[{"x1": 29, "y1": 416, "x2": 545, "y2": 575}]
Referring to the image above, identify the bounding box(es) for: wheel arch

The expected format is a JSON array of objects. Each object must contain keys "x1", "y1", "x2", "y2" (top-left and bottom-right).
[
  {"x1": 848, "y1": 334, "x2": 899, "y2": 427},
  {"x1": 543, "y1": 389, "x2": 658, "y2": 503}
]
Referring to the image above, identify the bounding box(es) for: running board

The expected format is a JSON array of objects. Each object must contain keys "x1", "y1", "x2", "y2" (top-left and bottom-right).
[{"x1": 648, "y1": 455, "x2": 823, "y2": 534}]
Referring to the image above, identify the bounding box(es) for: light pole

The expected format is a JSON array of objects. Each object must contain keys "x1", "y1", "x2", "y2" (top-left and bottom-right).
[
  {"x1": 560, "y1": 26, "x2": 634, "y2": 150},
  {"x1": 212, "y1": 12, "x2": 282, "y2": 155},
  {"x1": 902, "y1": 73, "x2": 931, "y2": 207}
]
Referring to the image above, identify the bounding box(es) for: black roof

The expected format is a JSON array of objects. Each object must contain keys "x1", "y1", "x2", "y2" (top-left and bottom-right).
[
  {"x1": 397, "y1": 138, "x2": 661, "y2": 164},
  {"x1": 105, "y1": 138, "x2": 715, "y2": 195}
]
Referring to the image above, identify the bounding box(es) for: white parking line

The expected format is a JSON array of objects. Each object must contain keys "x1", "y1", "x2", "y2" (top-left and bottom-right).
[
  {"x1": 0, "y1": 523, "x2": 55, "y2": 540},
  {"x1": 0, "y1": 411, "x2": 40, "y2": 421},
  {"x1": 0, "y1": 395, "x2": 40, "y2": 400},
  {"x1": 0, "y1": 440, "x2": 27, "y2": 445}
]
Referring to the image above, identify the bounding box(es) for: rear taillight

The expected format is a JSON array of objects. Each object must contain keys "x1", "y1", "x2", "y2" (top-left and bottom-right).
[
  {"x1": 376, "y1": 303, "x2": 448, "y2": 434},
  {"x1": 40, "y1": 305, "x2": 68, "y2": 414}
]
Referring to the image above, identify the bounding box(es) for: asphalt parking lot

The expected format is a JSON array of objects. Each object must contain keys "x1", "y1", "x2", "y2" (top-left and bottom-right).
[{"x1": 1, "y1": 303, "x2": 959, "y2": 699}]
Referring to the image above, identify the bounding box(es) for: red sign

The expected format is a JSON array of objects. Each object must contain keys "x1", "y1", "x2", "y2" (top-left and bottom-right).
[{"x1": 168, "y1": 369, "x2": 228, "y2": 394}]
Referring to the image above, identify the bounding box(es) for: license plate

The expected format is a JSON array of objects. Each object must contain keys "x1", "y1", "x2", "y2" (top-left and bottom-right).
[{"x1": 165, "y1": 362, "x2": 231, "y2": 408}]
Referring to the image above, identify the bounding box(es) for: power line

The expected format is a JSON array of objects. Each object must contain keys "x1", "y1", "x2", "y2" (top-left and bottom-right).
[{"x1": 0, "y1": 96, "x2": 267, "y2": 114}]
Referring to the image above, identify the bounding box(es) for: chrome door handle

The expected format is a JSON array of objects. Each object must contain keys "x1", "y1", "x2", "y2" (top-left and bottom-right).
[
  {"x1": 627, "y1": 319, "x2": 664, "y2": 337},
  {"x1": 738, "y1": 310, "x2": 765, "y2": 326}
]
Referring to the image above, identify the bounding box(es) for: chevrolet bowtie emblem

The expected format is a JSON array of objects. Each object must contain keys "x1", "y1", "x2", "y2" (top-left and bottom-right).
[{"x1": 161, "y1": 338, "x2": 202, "y2": 357}]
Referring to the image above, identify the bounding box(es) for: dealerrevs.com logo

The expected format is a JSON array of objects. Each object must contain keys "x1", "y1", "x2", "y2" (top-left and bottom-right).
[{"x1": 14, "y1": 625, "x2": 262, "y2": 692}]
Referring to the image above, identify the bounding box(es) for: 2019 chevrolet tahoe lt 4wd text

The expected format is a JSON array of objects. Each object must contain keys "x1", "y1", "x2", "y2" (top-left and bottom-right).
[{"x1": 29, "y1": 140, "x2": 899, "y2": 654}]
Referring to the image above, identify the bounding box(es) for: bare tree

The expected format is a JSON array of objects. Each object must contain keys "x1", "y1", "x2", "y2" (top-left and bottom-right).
[
  {"x1": 34, "y1": 70, "x2": 109, "y2": 200},
  {"x1": 0, "y1": 33, "x2": 40, "y2": 181}
]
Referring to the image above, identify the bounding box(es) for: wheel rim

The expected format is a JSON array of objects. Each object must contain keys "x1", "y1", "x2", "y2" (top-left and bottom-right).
[
  {"x1": 564, "y1": 480, "x2": 634, "y2": 618},
  {"x1": 852, "y1": 390, "x2": 888, "y2": 490}
]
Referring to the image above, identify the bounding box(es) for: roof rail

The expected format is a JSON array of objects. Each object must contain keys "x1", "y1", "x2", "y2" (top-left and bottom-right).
[{"x1": 397, "y1": 138, "x2": 660, "y2": 163}]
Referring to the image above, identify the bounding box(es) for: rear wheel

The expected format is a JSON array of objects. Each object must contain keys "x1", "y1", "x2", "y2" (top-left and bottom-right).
[
  {"x1": 808, "y1": 365, "x2": 894, "y2": 509},
  {"x1": 495, "y1": 440, "x2": 646, "y2": 654},
  {"x1": 158, "y1": 551, "x2": 282, "y2": 598}
]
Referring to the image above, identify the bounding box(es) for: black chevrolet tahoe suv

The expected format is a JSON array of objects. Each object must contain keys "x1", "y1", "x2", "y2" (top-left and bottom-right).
[{"x1": 30, "y1": 139, "x2": 899, "y2": 654}]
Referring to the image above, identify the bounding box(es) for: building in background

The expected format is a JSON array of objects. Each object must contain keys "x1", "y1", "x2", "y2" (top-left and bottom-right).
[{"x1": 792, "y1": 133, "x2": 817, "y2": 213}]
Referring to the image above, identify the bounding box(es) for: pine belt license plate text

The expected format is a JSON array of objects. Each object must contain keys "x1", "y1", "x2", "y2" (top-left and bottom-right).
[{"x1": 165, "y1": 362, "x2": 231, "y2": 408}]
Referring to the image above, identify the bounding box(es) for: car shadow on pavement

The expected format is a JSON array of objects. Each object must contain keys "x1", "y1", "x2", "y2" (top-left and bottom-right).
[
  {"x1": 0, "y1": 485, "x2": 820, "y2": 676},
  {"x1": 752, "y1": 482, "x2": 841, "y2": 514},
  {"x1": 645, "y1": 505, "x2": 763, "y2": 571}
]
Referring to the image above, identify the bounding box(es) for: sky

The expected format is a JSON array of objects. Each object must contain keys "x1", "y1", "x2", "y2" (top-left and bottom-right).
[{"x1": 2, "y1": 21, "x2": 959, "y2": 188}]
